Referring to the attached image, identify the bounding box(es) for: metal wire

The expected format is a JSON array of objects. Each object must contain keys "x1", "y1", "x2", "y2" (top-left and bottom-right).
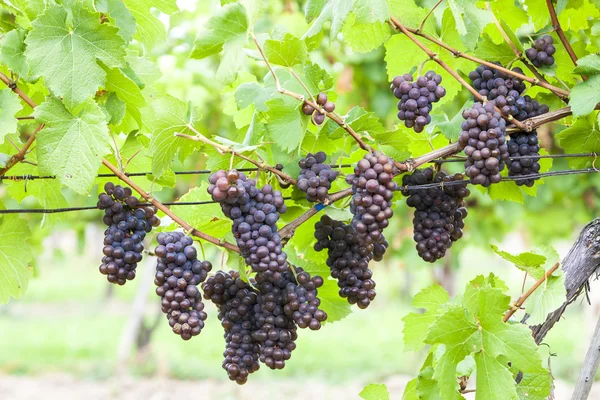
[{"x1": 432, "y1": 153, "x2": 596, "y2": 164}]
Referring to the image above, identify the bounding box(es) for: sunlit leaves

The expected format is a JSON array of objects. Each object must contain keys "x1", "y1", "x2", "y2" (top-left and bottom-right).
[
  {"x1": 359, "y1": 383, "x2": 390, "y2": 400},
  {"x1": 569, "y1": 75, "x2": 600, "y2": 116},
  {"x1": 124, "y1": 0, "x2": 179, "y2": 50},
  {"x1": 264, "y1": 97, "x2": 307, "y2": 153},
  {"x1": 0, "y1": 89, "x2": 23, "y2": 143},
  {"x1": 191, "y1": 2, "x2": 248, "y2": 59},
  {"x1": 265, "y1": 34, "x2": 307, "y2": 67},
  {"x1": 0, "y1": 28, "x2": 28, "y2": 77},
  {"x1": 555, "y1": 116, "x2": 600, "y2": 168},
  {"x1": 0, "y1": 216, "x2": 33, "y2": 304},
  {"x1": 34, "y1": 97, "x2": 111, "y2": 194},
  {"x1": 25, "y1": 2, "x2": 126, "y2": 106}
]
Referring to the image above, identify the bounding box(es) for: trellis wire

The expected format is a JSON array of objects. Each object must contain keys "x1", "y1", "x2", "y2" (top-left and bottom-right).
[
  {"x1": 432, "y1": 152, "x2": 596, "y2": 164},
  {"x1": 0, "y1": 164, "x2": 355, "y2": 182},
  {"x1": 0, "y1": 168, "x2": 597, "y2": 214}
]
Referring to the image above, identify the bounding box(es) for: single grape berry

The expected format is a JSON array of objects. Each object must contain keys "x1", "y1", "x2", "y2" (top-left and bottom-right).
[
  {"x1": 525, "y1": 35, "x2": 555, "y2": 67},
  {"x1": 302, "y1": 92, "x2": 335, "y2": 127},
  {"x1": 390, "y1": 70, "x2": 446, "y2": 133},
  {"x1": 506, "y1": 131, "x2": 541, "y2": 187},
  {"x1": 458, "y1": 102, "x2": 509, "y2": 187},
  {"x1": 297, "y1": 151, "x2": 338, "y2": 202},
  {"x1": 401, "y1": 169, "x2": 470, "y2": 262}
]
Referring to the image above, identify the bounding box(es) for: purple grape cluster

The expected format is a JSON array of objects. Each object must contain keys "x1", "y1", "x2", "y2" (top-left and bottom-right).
[
  {"x1": 468, "y1": 62, "x2": 549, "y2": 122},
  {"x1": 154, "y1": 232, "x2": 212, "y2": 340},
  {"x1": 301, "y1": 92, "x2": 335, "y2": 126},
  {"x1": 208, "y1": 170, "x2": 287, "y2": 276},
  {"x1": 297, "y1": 151, "x2": 338, "y2": 202},
  {"x1": 458, "y1": 102, "x2": 509, "y2": 186},
  {"x1": 390, "y1": 70, "x2": 446, "y2": 133},
  {"x1": 202, "y1": 271, "x2": 260, "y2": 384},
  {"x1": 346, "y1": 151, "x2": 398, "y2": 248},
  {"x1": 97, "y1": 182, "x2": 160, "y2": 285},
  {"x1": 506, "y1": 131, "x2": 541, "y2": 187},
  {"x1": 526, "y1": 35, "x2": 555, "y2": 67},
  {"x1": 401, "y1": 169, "x2": 470, "y2": 262},
  {"x1": 314, "y1": 216, "x2": 377, "y2": 309}
]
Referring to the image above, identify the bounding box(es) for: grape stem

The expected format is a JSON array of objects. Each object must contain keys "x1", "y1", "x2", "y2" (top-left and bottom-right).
[
  {"x1": 250, "y1": 33, "x2": 374, "y2": 153},
  {"x1": 389, "y1": 17, "x2": 570, "y2": 99},
  {"x1": 503, "y1": 262, "x2": 560, "y2": 322},
  {"x1": 546, "y1": 0, "x2": 581, "y2": 73},
  {"x1": 389, "y1": 16, "x2": 528, "y2": 131},
  {"x1": 174, "y1": 132, "x2": 297, "y2": 185},
  {"x1": 417, "y1": 0, "x2": 444, "y2": 33},
  {"x1": 485, "y1": 3, "x2": 567, "y2": 103}
]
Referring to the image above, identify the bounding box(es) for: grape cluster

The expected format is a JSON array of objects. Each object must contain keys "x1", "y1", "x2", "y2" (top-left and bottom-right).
[
  {"x1": 202, "y1": 271, "x2": 260, "y2": 384},
  {"x1": 525, "y1": 35, "x2": 555, "y2": 67},
  {"x1": 283, "y1": 268, "x2": 327, "y2": 330},
  {"x1": 401, "y1": 169, "x2": 470, "y2": 262},
  {"x1": 458, "y1": 102, "x2": 509, "y2": 186},
  {"x1": 314, "y1": 216, "x2": 376, "y2": 309},
  {"x1": 390, "y1": 71, "x2": 446, "y2": 133},
  {"x1": 468, "y1": 62, "x2": 549, "y2": 122},
  {"x1": 297, "y1": 151, "x2": 338, "y2": 202},
  {"x1": 208, "y1": 170, "x2": 288, "y2": 276},
  {"x1": 346, "y1": 151, "x2": 398, "y2": 247},
  {"x1": 301, "y1": 92, "x2": 335, "y2": 126},
  {"x1": 97, "y1": 182, "x2": 160, "y2": 285},
  {"x1": 154, "y1": 232, "x2": 212, "y2": 340},
  {"x1": 506, "y1": 131, "x2": 541, "y2": 187}
]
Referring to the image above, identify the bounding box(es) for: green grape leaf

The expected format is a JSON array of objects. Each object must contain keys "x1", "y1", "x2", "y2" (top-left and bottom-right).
[
  {"x1": 402, "y1": 285, "x2": 450, "y2": 351},
  {"x1": 303, "y1": 0, "x2": 353, "y2": 39},
  {"x1": 569, "y1": 75, "x2": 600, "y2": 116},
  {"x1": 488, "y1": 0, "x2": 528, "y2": 33},
  {"x1": 315, "y1": 277, "x2": 353, "y2": 324},
  {"x1": 235, "y1": 82, "x2": 271, "y2": 111},
  {"x1": 33, "y1": 97, "x2": 111, "y2": 194},
  {"x1": 191, "y1": 2, "x2": 248, "y2": 59},
  {"x1": 555, "y1": 116, "x2": 600, "y2": 168},
  {"x1": 124, "y1": 0, "x2": 179, "y2": 50},
  {"x1": 146, "y1": 95, "x2": 202, "y2": 178},
  {"x1": 124, "y1": 50, "x2": 162, "y2": 88},
  {"x1": 359, "y1": 383, "x2": 390, "y2": 400},
  {"x1": 0, "y1": 89, "x2": 23, "y2": 143},
  {"x1": 102, "y1": 64, "x2": 147, "y2": 127},
  {"x1": 96, "y1": 0, "x2": 136, "y2": 43},
  {"x1": 321, "y1": 106, "x2": 386, "y2": 140},
  {"x1": 524, "y1": 0, "x2": 550, "y2": 31},
  {"x1": 425, "y1": 276, "x2": 551, "y2": 399},
  {"x1": 25, "y1": 2, "x2": 127, "y2": 106},
  {"x1": 264, "y1": 97, "x2": 307, "y2": 153},
  {"x1": 216, "y1": 37, "x2": 246, "y2": 84},
  {"x1": 387, "y1": 0, "x2": 429, "y2": 29},
  {"x1": 574, "y1": 54, "x2": 600, "y2": 76},
  {"x1": 303, "y1": 61, "x2": 334, "y2": 93},
  {"x1": 490, "y1": 244, "x2": 546, "y2": 279},
  {"x1": 402, "y1": 379, "x2": 418, "y2": 400},
  {"x1": 264, "y1": 33, "x2": 307, "y2": 67},
  {"x1": 171, "y1": 183, "x2": 233, "y2": 239},
  {"x1": 353, "y1": 0, "x2": 388, "y2": 23},
  {"x1": 101, "y1": 92, "x2": 126, "y2": 125},
  {"x1": 437, "y1": 99, "x2": 473, "y2": 142},
  {"x1": 485, "y1": 180, "x2": 525, "y2": 204},
  {"x1": 474, "y1": 33, "x2": 517, "y2": 66},
  {"x1": 0, "y1": 28, "x2": 28, "y2": 77},
  {"x1": 305, "y1": 0, "x2": 326, "y2": 22},
  {"x1": 341, "y1": 14, "x2": 390, "y2": 53},
  {"x1": 446, "y1": 0, "x2": 489, "y2": 51},
  {"x1": 0, "y1": 216, "x2": 33, "y2": 304},
  {"x1": 525, "y1": 267, "x2": 565, "y2": 325}
]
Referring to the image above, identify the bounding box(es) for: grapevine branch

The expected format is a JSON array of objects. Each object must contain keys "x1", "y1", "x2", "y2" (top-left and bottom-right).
[
  {"x1": 250, "y1": 34, "x2": 374, "y2": 153},
  {"x1": 389, "y1": 16, "x2": 528, "y2": 130},
  {"x1": 389, "y1": 19, "x2": 570, "y2": 99},
  {"x1": 101, "y1": 159, "x2": 241, "y2": 253},
  {"x1": 503, "y1": 262, "x2": 560, "y2": 322},
  {"x1": 485, "y1": 3, "x2": 566, "y2": 102},
  {"x1": 174, "y1": 131, "x2": 297, "y2": 184},
  {"x1": 546, "y1": 0, "x2": 579, "y2": 69}
]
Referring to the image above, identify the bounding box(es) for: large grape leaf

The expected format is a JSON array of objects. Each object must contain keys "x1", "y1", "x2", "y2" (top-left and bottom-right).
[
  {"x1": 321, "y1": 106, "x2": 386, "y2": 140},
  {"x1": 490, "y1": 244, "x2": 546, "y2": 279},
  {"x1": 524, "y1": 246, "x2": 565, "y2": 325},
  {"x1": 446, "y1": 0, "x2": 490, "y2": 51},
  {"x1": 474, "y1": 33, "x2": 517, "y2": 66},
  {"x1": 101, "y1": 65, "x2": 147, "y2": 128},
  {"x1": 387, "y1": 0, "x2": 430, "y2": 29},
  {"x1": 303, "y1": 0, "x2": 353, "y2": 39},
  {"x1": 402, "y1": 284, "x2": 449, "y2": 351},
  {"x1": 0, "y1": 216, "x2": 33, "y2": 304},
  {"x1": 524, "y1": 0, "x2": 550, "y2": 31},
  {"x1": 25, "y1": 2, "x2": 127, "y2": 106},
  {"x1": 574, "y1": 54, "x2": 600, "y2": 76},
  {"x1": 555, "y1": 116, "x2": 600, "y2": 168},
  {"x1": 264, "y1": 96, "x2": 308, "y2": 153},
  {"x1": 146, "y1": 95, "x2": 202, "y2": 178},
  {"x1": 424, "y1": 275, "x2": 551, "y2": 399},
  {"x1": 191, "y1": 2, "x2": 248, "y2": 59},
  {"x1": 33, "y1": 97, "x2": 111, "y2": 194},
  {"x1": 0, "y1": 28, "x2": 28, "y2": 77},
  {"x1": 264, "y1": 33, "x2": 307, "y2": 67},
  {"x1": 0, "y1": 89, "x2": 23, "y2": 143},
  {"x1": 124, "y1": 0, "x2": 179, "y2": 50},
  {"x1": 95, "y1": 0, "x2": 136, "y2": 43},
  {"x1": 341, "y1": 13, "x2": 390, "y2": 53}
]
